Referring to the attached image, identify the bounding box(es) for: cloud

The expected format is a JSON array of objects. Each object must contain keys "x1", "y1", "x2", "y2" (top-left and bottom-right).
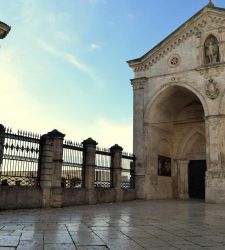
[
  {"x1": 55, "y1": 31, "x2": 71, "y2": 42},
  {"x1": 126, "y1": 13, "x2": 135, "y2": 21},
  {"x1": 88, "y1": 118, "x2": 132, "y2": 151},
  {"x1": 37, "y1": 39, "x2": 88, "y2": 72},
  {"x1": 0, "y1": 50, "x2": 132, "y2": 151},
  {"x1": 0, "y1": 49, "x2": 45, "y2": 132},
  {"x1": 37, "y1": 39, "x2": 104, "y2": 87},
  {"x1": 88, "y1": 0, "x2": 107, "y2": 4},
  {"x1": 90, "y1": 43, "x2": 101, "y2": 50}
]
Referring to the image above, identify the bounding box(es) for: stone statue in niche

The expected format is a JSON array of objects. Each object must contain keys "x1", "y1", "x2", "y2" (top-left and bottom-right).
[
  {"x1": 204, "y1": 35, "x2": 220, "y2": 64},
  {"x1": 206, "y1": 78, "x2": 219, "y2": 99}
]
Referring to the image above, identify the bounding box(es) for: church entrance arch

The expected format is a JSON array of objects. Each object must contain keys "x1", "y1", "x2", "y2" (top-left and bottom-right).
[{"x1": 144, "y1": 85, "x2": 206, "y2": 200}]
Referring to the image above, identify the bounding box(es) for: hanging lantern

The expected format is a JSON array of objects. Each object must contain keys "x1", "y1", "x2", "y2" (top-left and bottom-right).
[{"x1": 0, "y1": 21, "x2": 11, "y2": 39}]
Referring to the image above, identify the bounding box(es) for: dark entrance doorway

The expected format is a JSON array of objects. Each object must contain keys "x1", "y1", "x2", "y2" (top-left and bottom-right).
[{"x1": 188, "y1": 160, "x2": 206, "y2": 199}]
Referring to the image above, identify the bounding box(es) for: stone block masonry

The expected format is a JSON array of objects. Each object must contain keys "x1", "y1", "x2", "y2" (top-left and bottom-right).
[{"x1": 0, "y1": 125, "x2": 136, "y2": 210}]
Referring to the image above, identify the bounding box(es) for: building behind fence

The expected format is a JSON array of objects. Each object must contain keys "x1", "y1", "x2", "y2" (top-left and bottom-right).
[{"x1": 0, "y1": 124, "x2": 136, "y2": 209}]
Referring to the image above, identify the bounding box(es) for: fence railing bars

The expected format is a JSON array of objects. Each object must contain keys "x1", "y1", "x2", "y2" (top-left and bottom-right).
[
  {"x1": 0, "y1": 125, "x2": 135, "y2": 190},
  {"x1": 0, "y1": 127, "x2": 41, "y2": 187}
]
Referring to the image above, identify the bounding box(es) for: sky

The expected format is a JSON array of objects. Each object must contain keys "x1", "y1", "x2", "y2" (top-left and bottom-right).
[{"x1": 0, "y1": 0, "x2": 225, "y2": 152}]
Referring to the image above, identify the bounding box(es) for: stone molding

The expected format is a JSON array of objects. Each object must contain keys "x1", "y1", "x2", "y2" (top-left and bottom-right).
[
  {"x1": 205, "y1": 78, "x2": 220, "y2": 99},
  {"x1": 128, "y1": 10, "x2": 225, "y2": 73},
  {"x1": 196, "y1": 62, "x2": 225, "y2": 79},
  {"x1": 110, "y1": 144, "x2": 123, "y2": 152},
  {"x1": 82, "y1": 137, "x2": 98, "y2": 146},
  {"x1": 131, "y1": 77, "x2": 148, "y2": 90}
]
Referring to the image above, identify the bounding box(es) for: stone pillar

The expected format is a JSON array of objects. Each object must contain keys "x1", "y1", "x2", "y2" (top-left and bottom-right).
[
  {"x1": 131, "y1": 77, "x2": 147, "y2": 199},
  {"x1": 205, "y1": 116, "x2": 225, "y2": 203},
  {"x1": 0, "y1": 125, "x2": 5, "y2": 167},
  {"x1": 82, "y1": 138, "x2": 97, "y2": 205},
  {"x1": 205, "y1": 116, "x2": 221, "y2": 171},
  {"x1": 110, "y1": 144, "x2": 123, "y2": 202},
  {"x1": 178, "y1": 160, "x2": 189, "y2": 199},
  {"x1": 39, "y1": 129, "x2": 65, "y2": 208}
]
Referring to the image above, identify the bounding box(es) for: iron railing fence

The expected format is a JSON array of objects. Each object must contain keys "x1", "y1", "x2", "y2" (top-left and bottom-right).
[
  {"x1": 0, "y1": 127, "x2": 41, "y2": 187},
  {"x1": 95, "y1": 147, "x2": 112, "y2": 188},
  {"x1": 121, "y1": 152, "x2": 135, "y2": 189},
  {"x1": 62, "y1": 140, "x2": 84, "y2": 188}
]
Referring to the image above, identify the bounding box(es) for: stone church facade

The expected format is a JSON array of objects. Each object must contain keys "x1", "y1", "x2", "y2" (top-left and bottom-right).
[{"x1": 128, "y1": 2, "x2": 225, "y2": 203}]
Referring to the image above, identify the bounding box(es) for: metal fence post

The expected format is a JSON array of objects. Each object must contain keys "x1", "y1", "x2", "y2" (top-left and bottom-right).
[
  {"x1": 39, "y1": 129, "x2": 65, "y2": 208},
  {"x1": 110, "y1": 144, "x2": 123, "y2": 202},
  {"x1": 0, "y1": 125, "x2": 5, "y2": 180},
  {"x1": 82, "y1": 138, "x2": 97, "y2": 204}
]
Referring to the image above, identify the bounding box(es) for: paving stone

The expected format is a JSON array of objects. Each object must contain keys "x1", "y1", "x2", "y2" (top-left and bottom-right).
[
  {"x1": 71, "y1": 231, "x2": 104, "y2": 246},
  {"x1": 0, "y1": 248, "x2": 16, "y2": 250},
  {"x1": 17, "y1": 240, "x2": 43, "y2": 250},
  {"x1": 183, "y1": 236, "x2": 223, "y2": 247},
  {"x1": 20, "y1": 231, "x2": 43, "y2": 241},
  {"x1": 144, "y1": 247, "x2": 179, "y2": 250},
  {"x1": 105, "y1": 239, "x2": 144, "y2": 250},
  {"x1": 44, "y1": 243, "x2": 76, "y2": 250},
  {"x1": 175, "y1": 245, "x2": 204, "y2": 250},
  {"x1": 0, "y1": 200, "x2": 224, "y2": 249},
  {"x1": 204, "y1": 247, "x2": 225, "y2": 250},
  {"x1": 0, "y1": 236, "x2": 20, "y2": 247},
  {"x1": 77, "y1": 246, "x2": 109, "y2": 250},
  {"x1": 44, "y1": 232, "x2": 73, "y2": 244}
]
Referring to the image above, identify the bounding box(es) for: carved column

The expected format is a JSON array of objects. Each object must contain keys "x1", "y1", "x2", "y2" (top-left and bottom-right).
[
  {"x1": 205, "y1": 116, "x2": 225, "y2": 203},
  {"x1": 177, "y1": 160, "x2": 189, "y2": 199},
  {"x1": 205, "y1": 116, "x2": 221, "y2": 171},
  {"x1": 131, "y1": 77, "x2": 147, "y2": 199},
  {"x1": 39, "y1": 130, "x2": 65, "y2": 208},
  {"x1": 110, "y1": 144, "x2": 123, "y2": 202},
  {"x1": 82, "y1": 138, "x2": 97, "y2": 205},
  {"x1": 218, "y1": 27, "x2": 225, "y2": 63}
]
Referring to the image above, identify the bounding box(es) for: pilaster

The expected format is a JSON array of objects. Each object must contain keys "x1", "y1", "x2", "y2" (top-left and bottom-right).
[
  {"x1": 205, "y1": 116, "x2": 225, "y2": 203},
  {"x1": 110, "y1": 144, "x2": 123, "y2": 202},
  {"x1": 82, "y1": 138, "x2": 97, "y2": 205},
  {"x1": 131, "y1": 77, "x2": 147, "y2": 199},
  {"x1": 39, "y1": 129, "x2": 65, "y2": 208}
]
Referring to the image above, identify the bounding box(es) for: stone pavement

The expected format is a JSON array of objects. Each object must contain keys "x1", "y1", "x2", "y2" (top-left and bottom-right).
[{"x1": 0, "y1": 200, "x2": 225, "y2": 249}]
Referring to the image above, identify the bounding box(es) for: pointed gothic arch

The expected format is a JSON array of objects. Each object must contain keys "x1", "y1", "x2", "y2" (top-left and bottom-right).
[{"x1": 177, "y1": 128, "x2": 206, "y2": 160}]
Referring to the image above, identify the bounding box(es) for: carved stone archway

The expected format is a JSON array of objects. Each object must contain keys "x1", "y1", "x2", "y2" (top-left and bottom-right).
[
  {"x1": 143, "y1": 85, "x2": 206, "y2": 200},
  {"x1": 128, "y1": 2, "x2": 225, "y2": 203}
]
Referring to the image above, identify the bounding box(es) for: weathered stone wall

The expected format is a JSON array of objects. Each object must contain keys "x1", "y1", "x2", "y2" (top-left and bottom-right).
[
  {"x1": 0, "y1": 187, "x2": 42, "y2": 210},
  {"x1": 0, "y1": 129, "x2": 136, "y2": 210},
  {"x1": 129, "y1": 4, "x2": 225, "y2": 203},
  {"x1": 61, "y1": 188, "x2": 136, "y2": 207},
  {"x1": 0, "y1": 187, "x2": 136, "y2": 210}
]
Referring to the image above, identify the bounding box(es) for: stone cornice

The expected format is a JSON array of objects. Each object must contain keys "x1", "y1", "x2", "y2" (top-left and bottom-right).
[
  {"x1": 196, "y1": 62, "x2": 225, "y2": 79},
  {"x1": 128, "y1": 7, "x2": 225, "y2": 73},
  {"x1": 131, "y1": 77, "x2": 148, "y2": 90}
]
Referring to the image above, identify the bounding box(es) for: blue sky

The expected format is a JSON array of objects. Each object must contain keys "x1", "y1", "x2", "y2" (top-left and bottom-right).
[{"x1": 0, "y1": 0, "x2": 224, "y2": 151}]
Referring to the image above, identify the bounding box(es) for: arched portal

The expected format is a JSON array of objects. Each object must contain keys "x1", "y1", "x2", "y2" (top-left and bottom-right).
[{"x1": 144, "y1": 85, "x2": 206, "y2": 200}]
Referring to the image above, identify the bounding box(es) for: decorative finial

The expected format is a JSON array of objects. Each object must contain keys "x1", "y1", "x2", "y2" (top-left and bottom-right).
[{"x1": 207, "y1": 0, "x2": 215, "y2": 8}]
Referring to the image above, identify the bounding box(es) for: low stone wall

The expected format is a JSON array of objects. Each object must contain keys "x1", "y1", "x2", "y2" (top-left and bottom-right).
[
  {"x1": 0, "y1": 187, "x2": 42, "y2": 210},
  {"x1": 0, "y1": 187, "x2": 136, "y2": 210},
  {"x1": 62, "y1": 189, "x2": 87, "y2": 206},
  {"x1": 122, "y1": 189, "x2": 136, "y2": 201},
  {"x1": 62, "y1": 188, "x2": 136, "y2": 207}
]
